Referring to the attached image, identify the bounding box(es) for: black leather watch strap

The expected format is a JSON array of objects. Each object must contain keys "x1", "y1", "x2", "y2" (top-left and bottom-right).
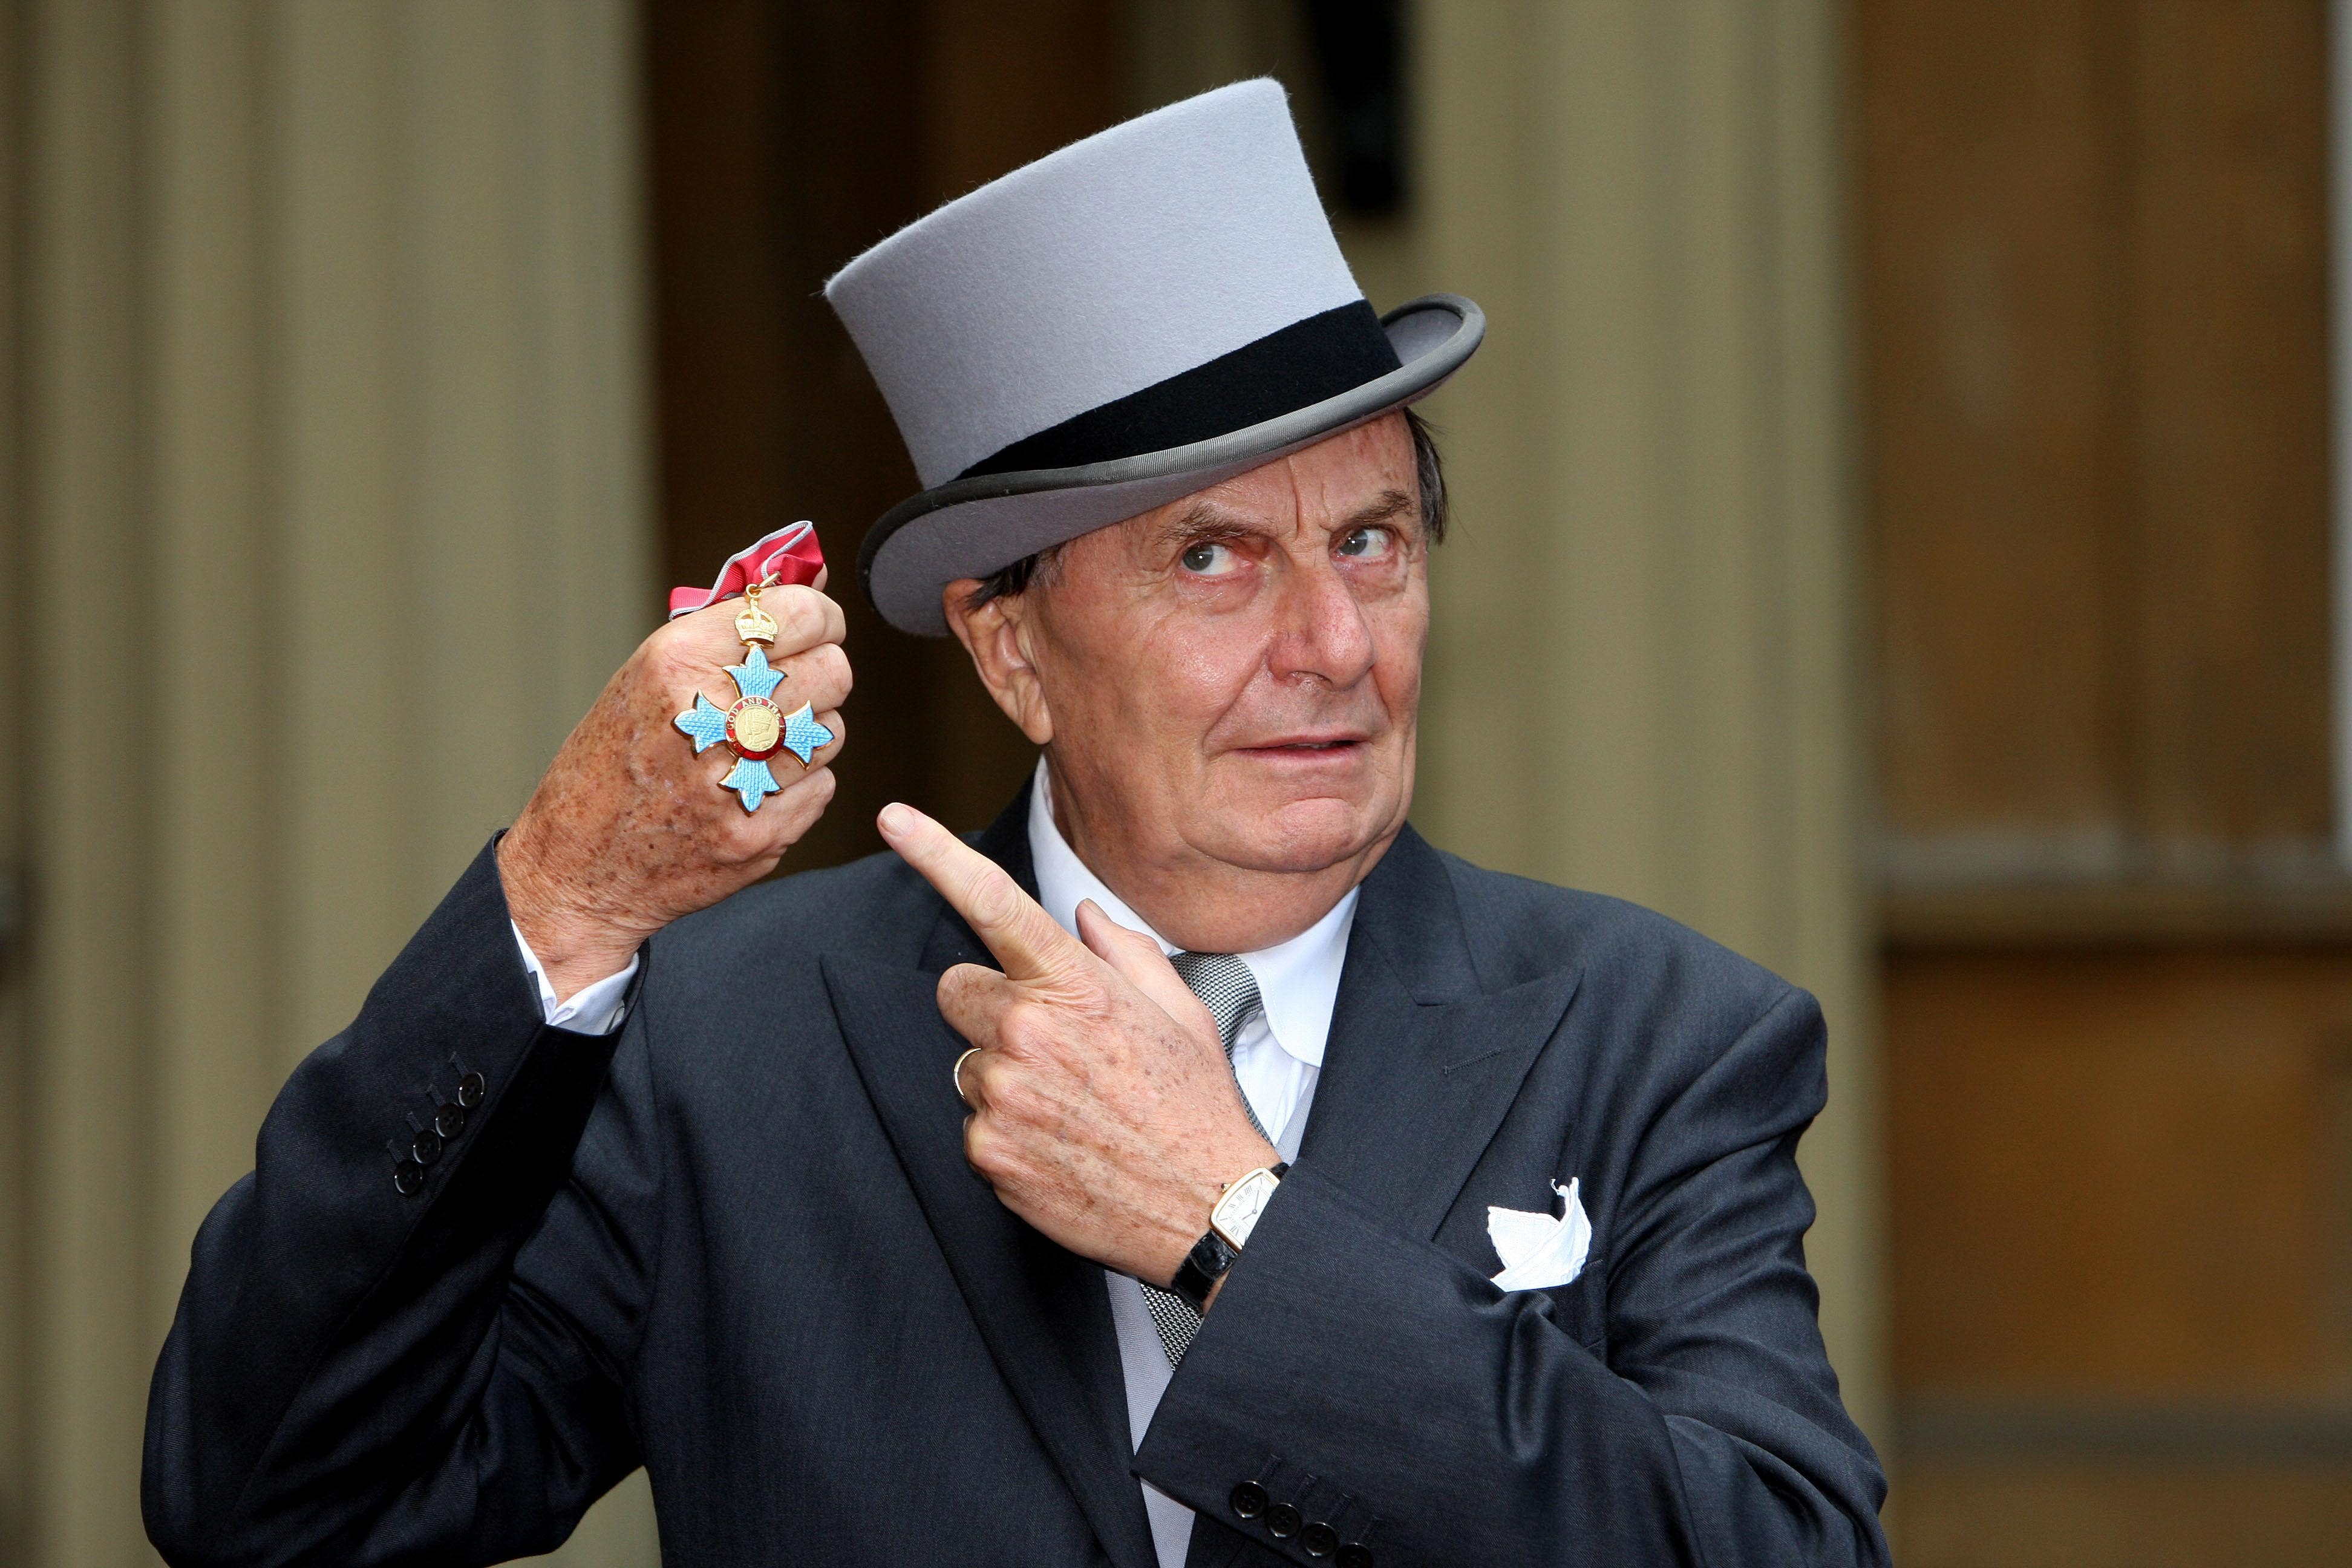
[
  {"x1": 1169, "y1": 1161, "x2": 1290, "y2": 1311},
  {"x1": 1169, "y1": 1230, "x2": 1236, "y2": 1312}
]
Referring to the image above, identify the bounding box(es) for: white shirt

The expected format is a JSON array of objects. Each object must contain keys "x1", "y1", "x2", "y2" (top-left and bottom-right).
[
  {"x1": 1028, "y1": 759, "x2": 1355, "y2": 1568},
  {"x1": 512, "y1": 923, "x2": 636, "y2": 1035}
]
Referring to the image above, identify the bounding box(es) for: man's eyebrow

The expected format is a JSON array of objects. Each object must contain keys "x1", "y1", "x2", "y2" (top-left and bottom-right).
[
  {"x1": 1152, "y1": 488, "x2": 1421, "y2": 547},
  {"x1": 1339, "y1": 488, "x2": 1418, "y2": 533},
  {"x1": 1150, "y1": 500, "x2": 1263, "y2": 546}
]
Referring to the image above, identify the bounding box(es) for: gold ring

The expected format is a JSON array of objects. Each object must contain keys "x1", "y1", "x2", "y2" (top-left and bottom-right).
[{"x1": 952, "y1": 1047, "x2": 982, "y2": 1105}]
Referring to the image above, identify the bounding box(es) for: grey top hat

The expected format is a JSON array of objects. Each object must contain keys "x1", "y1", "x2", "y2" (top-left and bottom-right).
[{"x1": 825, "y1": 79, "x2": 1484, "y2": 636}]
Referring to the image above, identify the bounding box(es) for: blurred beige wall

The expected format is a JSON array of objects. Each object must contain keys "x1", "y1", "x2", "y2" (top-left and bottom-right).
[
  {"x1": 0, "y1": 1, "x2": 656, "y2": 1562},
  {"x1": 1136, "y1": 0, "x2": 1884, "y2": 1445},
  {"x1": 1413, "y1": 0, "x2": 1884, "y2": 1446}
]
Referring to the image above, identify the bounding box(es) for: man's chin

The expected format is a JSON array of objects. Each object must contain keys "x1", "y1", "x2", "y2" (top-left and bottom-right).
[{"x1": 1197, "y1": 793, "x2": 1405, "y2": 878}]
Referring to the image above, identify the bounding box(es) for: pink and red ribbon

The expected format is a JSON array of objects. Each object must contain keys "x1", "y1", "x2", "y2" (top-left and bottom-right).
[{"x1": 666, "y1": 521, "x2": 824, "y2": 620}]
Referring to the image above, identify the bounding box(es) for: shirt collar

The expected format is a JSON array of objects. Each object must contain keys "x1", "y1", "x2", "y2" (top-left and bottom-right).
[{"x1": 1025, "y1": 758, "x2": 1354, "y2": 1068}]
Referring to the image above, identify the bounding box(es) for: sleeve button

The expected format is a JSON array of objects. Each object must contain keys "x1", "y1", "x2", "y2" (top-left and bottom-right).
[
  {"x1": 432, "y1": 1104, "x2": 466, "y2": 1140},
  {"x1": 1229, "y1": 1481, "x2": 1269, "y2": 1520},
  {"x1": 1301, "y1": 1521, "x2": 1339, "y2": 1557},
  {"x1": 1265, "y1": 1503, "x2": 1302, "y2": 1540},
  {"x1": 392, "y1": 1160, "x2": 425, "y2": 1196},
  {"x1": 456, "y1": 1071, "x2": 486, "y2": 1109},
  {"x1": 410, "y1": 1129, "x2": 443, "y2": 1166},
  {"x1": 1336, "y1": 1547, "x2": 1373, "y2": 1568}
]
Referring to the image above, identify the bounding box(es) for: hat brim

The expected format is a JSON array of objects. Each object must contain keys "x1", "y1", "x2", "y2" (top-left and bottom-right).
[{"x1": 857, "y1": 293, "x2": 1484, "y2": 635}]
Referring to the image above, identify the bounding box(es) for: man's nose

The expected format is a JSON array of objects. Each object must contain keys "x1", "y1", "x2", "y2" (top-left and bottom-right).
[{"x1": 1266, "y1": 558, "x2": 1376, "y2": 687}]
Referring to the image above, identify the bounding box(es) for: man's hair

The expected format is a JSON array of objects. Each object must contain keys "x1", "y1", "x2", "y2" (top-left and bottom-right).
[{"x1": 960, "y1": 407, "x2": 1449, "y2": 612}]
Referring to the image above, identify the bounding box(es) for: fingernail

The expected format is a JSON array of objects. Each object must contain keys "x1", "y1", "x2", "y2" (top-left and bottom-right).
[{"x1": 878, "y1": 802, "x2": 912, "y2": 837}]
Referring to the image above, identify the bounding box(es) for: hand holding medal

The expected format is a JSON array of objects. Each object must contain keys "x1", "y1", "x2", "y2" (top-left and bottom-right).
[
  {"x1": 498, "y1": 523, "x2": 848, "y2": 1003},
  {"x1": 672, "y1": 577, "x2": 838, "y2": 812}
]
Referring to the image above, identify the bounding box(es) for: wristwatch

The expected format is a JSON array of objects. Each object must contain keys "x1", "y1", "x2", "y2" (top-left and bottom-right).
[{"x1": 1169, "y1": 1161, "x2": 1289, "y2": 1312}]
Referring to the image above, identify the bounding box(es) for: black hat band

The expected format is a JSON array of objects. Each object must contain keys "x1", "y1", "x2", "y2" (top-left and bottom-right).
[{"x1": 955, "y1": 299, "x2": 1403, "y2": 481}]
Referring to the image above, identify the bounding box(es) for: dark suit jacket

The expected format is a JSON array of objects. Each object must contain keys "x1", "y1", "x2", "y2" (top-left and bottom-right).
[{"x1": 145, "y1": 783, "x2": 1887, "y2": 1567}]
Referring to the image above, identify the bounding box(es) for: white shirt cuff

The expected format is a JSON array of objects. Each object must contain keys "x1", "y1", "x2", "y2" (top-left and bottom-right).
[{"x1": 511, "y1": 921, "x2": 640, "y2": 1035}]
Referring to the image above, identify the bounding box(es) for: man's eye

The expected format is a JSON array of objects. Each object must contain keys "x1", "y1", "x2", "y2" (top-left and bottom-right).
[
  {"x1": 1180, "y1": 542, "x2": 1236, "y2": 575},
  {"x1": 1337, "y1": 525, "x2": 1394, "y2": 559}
]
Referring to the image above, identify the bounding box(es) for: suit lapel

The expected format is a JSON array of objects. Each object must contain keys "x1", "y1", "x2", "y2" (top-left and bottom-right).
[
  {"x1": 826, "y1": 786, "x2": 1157, "y2": 1568},
  {"x1": 1298, "y1": 828, "x2": 1583, "y2": 1241},
  {"x1": 826, "y1": 802, "x2": 1573, "y2": 1568},
  {"x1": 1177, "y1": 840, "x2": 1573, "y2": 1568}
]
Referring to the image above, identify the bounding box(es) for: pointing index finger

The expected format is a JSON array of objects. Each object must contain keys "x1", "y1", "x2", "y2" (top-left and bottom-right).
[{"x1": 877, "y1": 802, "x2": 1078, "y2": 982}]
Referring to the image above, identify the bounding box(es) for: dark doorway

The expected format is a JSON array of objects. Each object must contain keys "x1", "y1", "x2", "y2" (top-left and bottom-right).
[{"x1": 642, "y1": 0, "x2": 1128, "y2": 868}]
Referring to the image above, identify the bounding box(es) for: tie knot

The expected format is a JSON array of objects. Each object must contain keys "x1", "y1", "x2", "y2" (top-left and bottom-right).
[{"x1": 1168, "y1": 950, "x2": 1263, "y2": 1052}]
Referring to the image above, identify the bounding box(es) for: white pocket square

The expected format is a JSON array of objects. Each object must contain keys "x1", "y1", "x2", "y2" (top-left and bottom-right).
[{"x1": 1487, "y1": 1178, "x2": 1592, "y2": 1292}]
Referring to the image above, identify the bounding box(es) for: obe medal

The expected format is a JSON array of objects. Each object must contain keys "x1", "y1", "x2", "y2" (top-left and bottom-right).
[{"x1": 673, "y1": 581, "x2": 837, "y2": 812}]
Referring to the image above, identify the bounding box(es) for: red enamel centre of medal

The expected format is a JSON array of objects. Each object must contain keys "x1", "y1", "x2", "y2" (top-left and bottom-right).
[{"x1": 727, "y1": 695, "x2": 785, "y2": 760}]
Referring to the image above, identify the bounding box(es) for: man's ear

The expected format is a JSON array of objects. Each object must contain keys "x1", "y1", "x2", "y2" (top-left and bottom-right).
[{"x1": 942, "y1": 582, "x2": 1054, "y2": 746}]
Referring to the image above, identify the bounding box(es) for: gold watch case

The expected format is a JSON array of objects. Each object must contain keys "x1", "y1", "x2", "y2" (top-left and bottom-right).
[{"x1": 1209, "y1": 1166, "x2": 1283, "y2": 1250}]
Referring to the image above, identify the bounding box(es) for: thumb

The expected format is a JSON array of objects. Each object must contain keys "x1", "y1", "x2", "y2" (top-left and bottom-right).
[{"x1": 1074, "y1": 900, "x2": 1220, "y2": 1045}]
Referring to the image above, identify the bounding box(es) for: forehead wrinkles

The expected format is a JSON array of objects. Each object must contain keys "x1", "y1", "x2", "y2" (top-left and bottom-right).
[
  {"x1": 1048, "y1": 423, "x2": 1422, "y2": 599},
  {"x1": 1278, "y1": 440, "x2": 1360, "y2": 528}
]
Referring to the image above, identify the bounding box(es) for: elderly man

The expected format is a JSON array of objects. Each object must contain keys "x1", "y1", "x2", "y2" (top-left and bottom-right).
[{"x1": 146, "y1": 83, "x2": 1886, "y2": 1567}]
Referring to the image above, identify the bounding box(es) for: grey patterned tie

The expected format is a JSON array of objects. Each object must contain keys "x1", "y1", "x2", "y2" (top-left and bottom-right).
[{"x1": 1140, "y1": 951, "x2": 1267, "y2": 1365}]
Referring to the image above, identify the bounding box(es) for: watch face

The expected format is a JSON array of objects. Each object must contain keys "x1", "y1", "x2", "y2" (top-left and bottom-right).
[{"x1": 1212, "y1": 1169, "x2": 1279, "y2": 1248}]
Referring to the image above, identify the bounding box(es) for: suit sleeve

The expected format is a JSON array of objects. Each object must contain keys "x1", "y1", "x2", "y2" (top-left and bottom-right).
[
  {"x1": 142, "y1": 839, "x2": 664, "y2": 1568},
  {"x1": 1134, "y1": 987, "x2": 1889, "y2": 1567}
]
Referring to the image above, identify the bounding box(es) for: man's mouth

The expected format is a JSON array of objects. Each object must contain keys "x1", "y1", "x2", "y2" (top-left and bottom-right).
[{"x1": 1241, "y1": 733, "x2": 1368, "y2": 754}]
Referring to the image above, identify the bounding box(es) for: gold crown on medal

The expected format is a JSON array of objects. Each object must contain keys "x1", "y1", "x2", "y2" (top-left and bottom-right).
[{"x1": 734, "y1": 601, "x2": 779, "y2": 644}]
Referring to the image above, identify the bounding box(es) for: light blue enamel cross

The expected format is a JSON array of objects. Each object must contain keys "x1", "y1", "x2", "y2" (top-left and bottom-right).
[
  {"x1": 672, "y1": 692, "x2": 734, "y2": 755},
  {"x1": 725, "y1": 644, "x2": 786, "y2": 704},
  {"x1": 673, "y1": 643, "x2": 835, "y2": 813},
  {"x1": 715, "y1": 754, "x2": 783, "y2": 813},
  {"x1": 776, "y1": 704, "x2": 835, "y2": 765}
]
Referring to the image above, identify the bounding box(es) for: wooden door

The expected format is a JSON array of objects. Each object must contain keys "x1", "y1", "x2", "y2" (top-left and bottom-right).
[{"x1": 1858, "y1": 2, "x2": 2352, "y2": 1561}]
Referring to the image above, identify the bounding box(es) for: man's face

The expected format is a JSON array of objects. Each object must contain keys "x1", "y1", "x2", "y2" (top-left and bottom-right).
[{"x1": 962, "y1": 413, "x2": 1428, "y2": 900}]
